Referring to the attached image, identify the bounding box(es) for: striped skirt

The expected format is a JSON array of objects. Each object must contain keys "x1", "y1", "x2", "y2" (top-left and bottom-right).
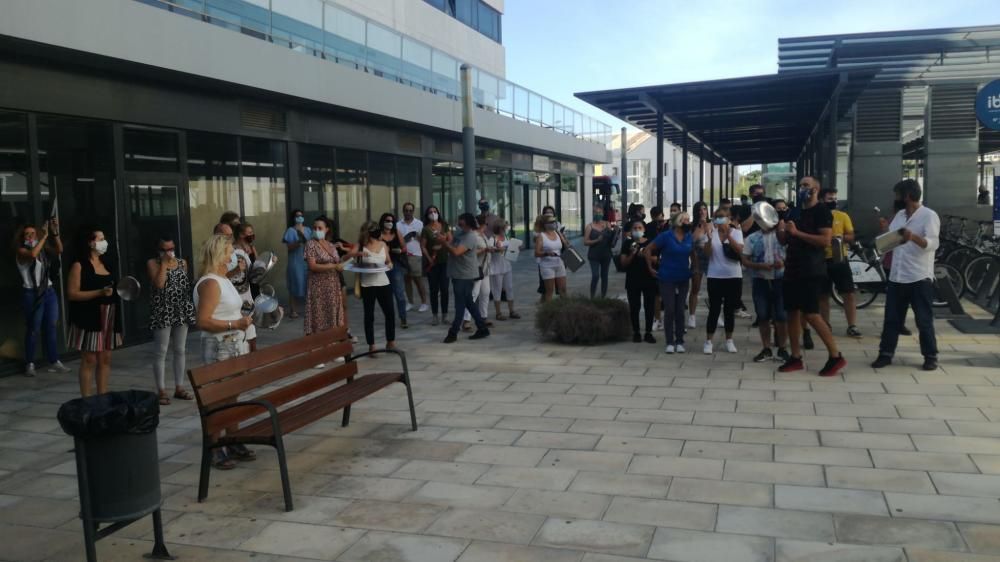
[{"x1": 69, "y1": 304, "x2": 122, "y2": 352}]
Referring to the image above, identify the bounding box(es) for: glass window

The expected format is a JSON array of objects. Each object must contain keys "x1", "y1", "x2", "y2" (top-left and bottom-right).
[
  {"x1": 431, "y1": 50, "x2": 459, "y2": 96},
  {"x1": 560, "y1": 174, "x2": 581, "y2": 235},
  {"x1": 432, "y1": 161, "x2": 462, "y2": 223},
  {"x1": 241, "y1": 138, "x2": 288, "y2": 297},
  {"x1": 424, "y1": 0, "x2": 446, "y2": 11},
  {"x1": 324, "y1": 3, "x2": 366, "y2": 64},
  {"x1": 478, "y1": 167, "x2": 511, "y2": 233},
  {"x1": 456, "y1": 0, "x2": 476, "y2": 27},
  {"x1": 397, "y1": 157, "x2": 421, "y2": 214},
  {"x1": 512, "y1": 170, "x2": 532, "y2": 243},
  {"x1": 369, "y1": 153, "x2": 396, "y2": 218},
  {"x1": 401, "y1": 37, "x2": 432, "y2": 86},
  {"x1": 124, "y1": 128, "x2": 179, "y2": 173},
  {"x1": 271, "y1": 0, "x2": 324, "y2": 52},
  {"x1": 187, "y1": 132, "x2": 240, "y2": 251},
  {"x1": 0, "y1": 111, "x2": 32, "y2": 369},
  {"x1": 206, "y1": 0, "x2": 269, "y2": 39},
  {"x1": 298, "y1": 144, "x2": 334, "y2": 218},
  {"x1": 477, "y1": 2, "x2": 499, "y2": 41},
  {"x1": 337, "y1": 149, "x2": 367, "y2": 244}
]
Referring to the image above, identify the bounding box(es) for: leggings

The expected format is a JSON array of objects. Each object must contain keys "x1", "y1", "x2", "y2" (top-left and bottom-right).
[
  {"x1": 153, "y1": 324, "x2": 188, "y2": 390},
  {"x1": 491, "y1": 270, "x2": 513, "y2": 302},
  {"x1": 361, "y1": 284, "x2": 396, "y2": 346},
  {"x1": 590, "y1": 257, "x2": 611, "y2": 298},
  {"x1": 706, "y1": 277, "x2": 742, "y2": 336},
  {"x1": 387, "y1": 264, "x2": 407, "y2": 322},
  {"x1": 627, "y1": 284, "x2": 657, "y2": 335},
  {"x1": 660, "y1": 279, "x2": 690, "y2": 345},
  {"x1": 427, "y1": 262, "x2": 449, "y2": 316}
]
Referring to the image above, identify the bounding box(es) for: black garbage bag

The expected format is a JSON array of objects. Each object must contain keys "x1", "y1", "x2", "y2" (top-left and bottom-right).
[{"x1": 58, "y1": 390, "x2": 160, "y2": 437}]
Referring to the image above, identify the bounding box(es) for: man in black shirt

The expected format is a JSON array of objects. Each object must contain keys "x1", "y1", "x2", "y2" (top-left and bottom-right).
[
  {"x1": 777, "y1": 176, "x2": 845, "y2": 376},
  {"x1": 741, "y1": 184, "x2": 767, "y2": 236}
]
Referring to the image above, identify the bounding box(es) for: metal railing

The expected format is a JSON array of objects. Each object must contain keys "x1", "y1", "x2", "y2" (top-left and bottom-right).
[{"x1": 136, "y1": 0, "x2": 612, "y2": 145}]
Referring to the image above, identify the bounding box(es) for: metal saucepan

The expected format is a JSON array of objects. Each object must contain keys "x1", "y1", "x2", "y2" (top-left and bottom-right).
[
  {"x1": 116, "y1": 276, "x2": 141, "y2": 301},
  {"x1": 249, "y1": 251, "x2": 278, "y2": 284},
  {"x1": 751, "y1": 201, "x2": 779, "y2": 230},
  {"x1": 252, "y1": 284, "x2": 283, "y2": 329}
]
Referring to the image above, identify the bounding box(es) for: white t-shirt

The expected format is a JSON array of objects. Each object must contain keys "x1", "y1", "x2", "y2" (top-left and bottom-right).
[
  {"x1": 397, "y1": 218, "x2": 423, "y2": 257},
  {"x1": 708, "y1": 227, "x2": 744, "y2": 279},
  {"x1": 888, "y1": 205, "x2": 940, "y2": 284}
]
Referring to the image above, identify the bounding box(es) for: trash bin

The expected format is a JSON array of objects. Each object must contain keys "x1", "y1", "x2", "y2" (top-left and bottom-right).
[{"x1": 57, "y1": 390, "x2": 173, "y2": 562}]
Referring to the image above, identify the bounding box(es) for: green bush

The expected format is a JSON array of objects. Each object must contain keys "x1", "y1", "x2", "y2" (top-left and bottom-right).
[{"x1": 535, "y1": 296, "x2": 631, "y2": 345}]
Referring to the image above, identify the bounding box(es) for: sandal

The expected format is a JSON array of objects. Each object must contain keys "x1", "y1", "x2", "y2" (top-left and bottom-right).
[
  {"x1": 289, "y1": 311, "x2": 300, "y2": 319},
  {"x1": 496, "y1": 313, "x2": 508, "y2": 321},
  {"x1": 227, "y1": 444, "x2": 256, "y2": 462},
  {"x1": 173, "y1": 388, "x2": 194, "y2": 401},
  {"x1": 213, "y1": 450, "x2": 236, "y2": 470},
  {"x1": 509, "y1": 311, "x2": 521, "y2": 319},
  {"x1": 158, "y1": 391, "x2": 171, "y2": 406}
]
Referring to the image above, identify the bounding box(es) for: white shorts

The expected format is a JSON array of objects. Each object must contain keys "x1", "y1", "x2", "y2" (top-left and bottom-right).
[{"x1": 539, "y1": 260, "x2": 566, "y2": 280}]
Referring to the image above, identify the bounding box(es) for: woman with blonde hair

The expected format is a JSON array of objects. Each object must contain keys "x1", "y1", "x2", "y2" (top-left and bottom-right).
[{"x1": 194, "y1": 234, "x2": 256, "y2": 470}]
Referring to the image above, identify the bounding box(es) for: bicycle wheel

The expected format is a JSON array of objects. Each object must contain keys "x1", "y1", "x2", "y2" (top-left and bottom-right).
[
  {"x1": 964, "y1": 254, "x2": 1000, "y2": 298},
  {"x1": 834, "y1": 257, "x2": 883, "y2": 309},
  {"x1": 933, "y1": 263, "x2": 965, "y2": 307},
  {"x1": 944, "y1": 247, "x2": 978, "y2": 272}
]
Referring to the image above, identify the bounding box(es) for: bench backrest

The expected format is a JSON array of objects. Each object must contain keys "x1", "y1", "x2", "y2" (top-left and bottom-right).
[{"x1": 187, "y1": 326, "x2": 356, "y2": 435}]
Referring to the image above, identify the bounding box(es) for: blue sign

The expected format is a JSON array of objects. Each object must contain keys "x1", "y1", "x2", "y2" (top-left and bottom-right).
[{"x1": 977, "y1": 79, "x2": 1000, "y2": 131}]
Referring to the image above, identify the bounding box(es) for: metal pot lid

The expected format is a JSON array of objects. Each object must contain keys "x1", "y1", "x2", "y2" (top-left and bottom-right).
[
  {"x1": 116, "y1": 276, "x2": 141, "y2": 301},
  {"x1": 752, "y1": 201, "x2": 779, "y2": 230},
  {"x1": 249, "y1": 251, "x2": 278, "y2": 284}
]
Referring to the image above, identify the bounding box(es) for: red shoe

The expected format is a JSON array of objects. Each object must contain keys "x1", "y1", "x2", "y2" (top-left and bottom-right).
[
  {"x1": 778, "y1": 356, "x2": 804, "y2": 372},
  {"x1": 819, "y1": 354, "x2": 847, "y2": 377}
]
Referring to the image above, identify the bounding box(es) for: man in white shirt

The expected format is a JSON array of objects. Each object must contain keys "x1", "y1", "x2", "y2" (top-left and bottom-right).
[
  {"x1": 397, "y1": 202, "x2": 429, "y2": 313},
  {"x1": 872, "y1": 179, "x2": 940, "y2": 371}
]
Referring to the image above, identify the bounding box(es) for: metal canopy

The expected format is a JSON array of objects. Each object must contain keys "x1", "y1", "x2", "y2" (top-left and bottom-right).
[
  {"x1": 575, "y1": 68, "x2": 877, "y2": 165},
  {"x1": 779, "y1": 26, "x2": 1000, "y2": 87}
]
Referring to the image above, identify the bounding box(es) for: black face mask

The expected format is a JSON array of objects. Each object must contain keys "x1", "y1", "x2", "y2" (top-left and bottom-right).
[
  {"x1": 479, "y1": 204, "x2": 489, "y2": 212},
  {"x1": 777, "y1": 210, "x2": 789, "y2": 221},
  {"x1": 893, "y1": 199, "x2": 905, "y2": 211},
  {"x1": 825, "y1": 201, "x2": 837, "y2": 211},
  {"x1": 751, "y1": 194, "x2": 764, "y2": 203}
]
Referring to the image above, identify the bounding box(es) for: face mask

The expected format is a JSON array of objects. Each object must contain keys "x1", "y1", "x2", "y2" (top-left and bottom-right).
[
  {"x1": 429, "y1": 212, "x2": 439, "y2": 221},
  {"x1": 94, "y1": 240, "x2": 109, "y2": 255},
  {"x1": 893, "y1": 199, "x2": 906, "y2": 211},
  {"x1": 479, "y1": 203, "x2": 489, "y2": 212},
  {"x1": 713, "y1": 217, "x2": 728, "y2": 225},
  {"x1": 798, "y1": 188, "x2": 812, "y2": 204},
  {"x1": 295, "y1": 216, "x2": 305, "y2": 224},
  {"x1": 632, "y1": 230, "x2": 644, "y2": 239},
  {"x1": 246, "y1": 235, "x2": 255, "y2": 243},
  {"x1": 543, "y1": 211, "x2": 554, "y2": 217},
  {"x1": 24, "y1": 239, "x2": 37, "y2": 249},
  {"x1": 825, "y1": 201, "x2": 837, "y2": 210},
  {"x1": 383, "y1": 221, "x2": 394, "y2": 230},
  {"x1": 313, "y1": 229, "x2": 326, "y2": 240},
  {"x1": 227, "y1": 252, "x2": 238, "y2": 272},
  {"x1": 594, "y1": 213, "x2": 604, "y2": 221},
  {"x1": 544, "y1": 223, "x2": 558, "y2": 231},
  {"x1": 752, "y1": 194, "x2": 764, "y2": 203},
  {"x1": 777, "y1": 210, "x2": 788, "y2": 220},
  {"x1": 160, "y1": 250, "x2": 175, "y2": 259}
]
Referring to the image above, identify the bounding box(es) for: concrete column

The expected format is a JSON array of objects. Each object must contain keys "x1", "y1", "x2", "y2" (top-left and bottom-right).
[
  {"x1": 924, "y1": 84, "x2": 980, "y2": 213},
  {"x1": 849, "y1": 88, "x2": 903, "y2": 237},
  {"x1": 583, "y1": 163, "x2": 594, "y2": 225}
]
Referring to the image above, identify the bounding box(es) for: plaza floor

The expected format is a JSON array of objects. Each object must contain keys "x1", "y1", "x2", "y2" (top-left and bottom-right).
[{"x1": 2, "y1": 252, "x2": 1000, "y2": 562}]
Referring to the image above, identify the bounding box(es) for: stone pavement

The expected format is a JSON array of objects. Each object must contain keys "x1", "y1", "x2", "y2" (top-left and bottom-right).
[{"x1": 2, "y1": 249, "x2": 1000, "y2": 562}]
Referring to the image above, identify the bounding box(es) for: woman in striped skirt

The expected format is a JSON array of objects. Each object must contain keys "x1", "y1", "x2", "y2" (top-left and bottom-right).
[{"x1": 67, "y1": 228, "x2": 122, "y2": 397}]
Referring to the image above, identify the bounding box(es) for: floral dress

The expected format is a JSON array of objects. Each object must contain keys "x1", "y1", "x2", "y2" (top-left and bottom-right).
[
  {"x1": 303, "y1": 239, "x2": 344, "y2": 335},
  {"x1": 150, "y1": 259, "x2": 196, "y2": 330}
]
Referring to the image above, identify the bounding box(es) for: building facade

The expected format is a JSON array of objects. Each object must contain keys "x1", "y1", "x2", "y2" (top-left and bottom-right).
[{"x1": 0, "y1": 0, "x2": 610, "y2": 372}]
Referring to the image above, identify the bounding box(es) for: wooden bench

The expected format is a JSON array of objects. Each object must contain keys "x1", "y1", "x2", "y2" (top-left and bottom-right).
[{"x1": 186, "y1": 326, "x2": 417, "y2": 512}]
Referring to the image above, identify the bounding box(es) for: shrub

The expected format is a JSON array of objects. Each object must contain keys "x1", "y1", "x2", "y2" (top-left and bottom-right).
[{"x1": 535, "y1": 296, "x2": 631, "y2": 345}]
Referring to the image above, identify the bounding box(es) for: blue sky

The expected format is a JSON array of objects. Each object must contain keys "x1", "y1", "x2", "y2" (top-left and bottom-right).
[{"x1": 502, "y1": 0, "x2": 996, "y2": 131}]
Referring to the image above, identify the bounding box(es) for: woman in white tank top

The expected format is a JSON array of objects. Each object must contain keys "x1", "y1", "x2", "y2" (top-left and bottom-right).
[{"x1": 356, "y1": 221, "x2": 396, "y2": 354}]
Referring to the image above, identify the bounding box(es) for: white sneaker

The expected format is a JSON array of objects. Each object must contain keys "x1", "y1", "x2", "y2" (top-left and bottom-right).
[
  {"x1": 665, "y1": 345, "x2": 675, "y2": 354},
  {"x1": 24, "y1": 363, "x2": 36, "y2": 377},
  {"x1": 405, "y1": 303, "x2": 414, "y2": 312},
  {"x1": 703, "y1": 341, "x2": 713, "y2": 354},
  {"x1": 687, "y1": 315, "x2": 696, "y2": 328},
  {"x1": 675, "y1": 344, "x2": 686, "y2": 354},
  {"x1": 737, "y1": 309, "x2": 752, "y2": 319},
  {"x1": 47, "y1": 361, "x2": 71, "y2": 373},
  {"x1": 418, "y1": 304, "x2": 429, "y2": 313},
  {"x1": 653, "y1": 319, "x2": 663, "y2": 331},
  {"x1": 725, "y1": 339, "x2": 738, "y2": 353}
]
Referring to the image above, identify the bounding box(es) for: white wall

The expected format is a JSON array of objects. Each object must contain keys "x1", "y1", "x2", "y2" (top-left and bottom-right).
[{"x1": 333, "y1": 0, "x2": 506, "y2": 77}]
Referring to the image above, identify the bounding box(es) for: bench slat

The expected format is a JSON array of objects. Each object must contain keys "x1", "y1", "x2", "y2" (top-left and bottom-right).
[
  {"x1": 203, "y1": 361, "x2": 359, "y2": 435},
  {"x1": 196, "y1": 341, "x2": 353, "y2": 407},
  {"x1": 188, "y1": 327, "x2": 349, "y2": 387}
]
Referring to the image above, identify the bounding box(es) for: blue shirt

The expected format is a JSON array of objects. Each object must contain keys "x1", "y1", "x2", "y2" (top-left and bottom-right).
[{"x1": 654, "y1": 230, "x2": 694, "y2": 282}]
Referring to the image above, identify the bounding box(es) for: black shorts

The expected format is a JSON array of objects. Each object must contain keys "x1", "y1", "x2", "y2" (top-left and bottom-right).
[
  {"x1": 784, "y1": 276, "x2": 823, "y2": 314},
  {"x1": 822, "y1": 260, "x2": 855, "y2": 295}
]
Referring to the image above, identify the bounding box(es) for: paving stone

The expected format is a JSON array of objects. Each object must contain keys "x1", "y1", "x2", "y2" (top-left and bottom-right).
[
  {"x1": 629, "y1": 455, "x2": 724, "y2": 479},
  {"x1": 826, "y1": 466, "x2": 936, "y2": 494},
  {"x1": 238, "y1": 520, "x2": 365, "y2": 559},
  {"x1": 0, "y1": 496, "x2": 79, "y2": 528},
  {"x1": 405, "y1": 481, "x2": 516, "y2": 509},
  {"x1": 731, "y1": 428, "x2": 819, "y2": 446},
  {"x1": 931, "y1": 472, "x2": 1000, "y2": 497},
  {"x1": 438, "y1": 428, "x2": 524, "y2": 445},
  {"x1": 604, "y1": 496, "x2": 717, "y2": 531},
  {"x1": 457, "y1": 540, "x2": 584, "y2": 562},
  {"x1": 886, "y1": 492, "x2": 1000, "y2": 524},
  {"x1": 948, "y1": 421, "x2": 1000, "y2": 437},
  {"x1": 860, "y1": 418, "x2": 953, "y2": 435},
  {"x1": 0, "y1": 524, "x2": 88, "y2": 562},
  {"x1": 318, "y1": 476, "x2": 425, "y2": 501},
  {"x1": 775, "y1": 414, "x2": 859, "y2": 431},
  {"x1": 426, "y1": 508, "x2": 546, "y2": 544},
  {"x1": 426, "y1": 413, "x2": 506, "y2": 428},
  {"x1": 496, "y1": 416, "x2": 574, "y2": 433},
  {"x1": 775, "y1": 484, "x2": 887, "y2": 515},
  {"x1": 897, "y1": 406, "x2": 987, "y2": 421},
  {"x1": 682, "y1": 440, "x2": 773, "y2": 462},
  {"x1": 379, "y1": 440, "x2": 470, "y2": 461},
  {"x1": 775, "y1": 445, "x2": 872, "y2": 467},
  {"x1": 533, "y1": 518, "x2": 655, "y2": 557},
  {"x1": 616, "y1": 408, "x2": 695, "y2": 424},
  {"x1": 477, "y1": 466, "x2": 577, "y2": 491},
  {"x1": 248, "y1": 494, "x2": 352, "y2": 524},
  {"x1": 455, "y1": 445, "x2": 549, "y2": 467},
  {"x1": 311, "y1": 456, "x2": 409, "y2": 476},
  {"x1": 591, "y1": 395, "x2": 665, "y2": 409},
  {"x1": 333, "y1": 500, "x2": 445, "y2": 532},
  {"x1": 913, "y1": 435, "x2": 1000, "y2": 455},
  {"x1": 738, "y1": 400, "x2": 815, "y2": 415},
  {"x1": 776, "y1": 391, "x2": 851, "y2": 403},
  {"x1": 648, "y1": 527, "x2": 773, "y2": 562},
  {"x1": 820, "y1": 431, "x2": 914, "y2": 450},
  {"x1": 515, "y1": 431, "x2": 600, "y2": 450},
  {"x1": 594, "y1": 435, "x2": 683, "y2": 456},
  {"x1": 545, "y1": 405, "x2": 621, "y2": 421},
  {"x1": 540, "y1": 450, "x2": 632, "y2": 472},
  {"x1": 959, "y1": 523, "x2": 1000, "y2": 555},
  {"x1": 717, "y1": 505, "x2": 835, "y2": 541},
  {"x1": 569, "y1": 420, "x2": 650, "y2": 437},
  {"x1": 659, "y1": 398, "x2": 736, "y2": 412},
  {"x1": 504, "y1": 488, "x2": 611, "y2": 519},
  {"x1": 339, "y1": 531, "x2": 468, "y2": 562},
  {"x1": 693, "y1": 411, "x2": 774, "y2": 429},
  {"x1": 668, "y1": 476, "x2": 772, "y2": 507},
  {"x1": 569, "y1": 471, "x2": 670, "y2": 498},
  {"x1": 392, "y1": 460, "x2": 491, "y2": 484},
  {"x1": 905, "y1": 549, "x2": 1000, "y2": 562},
  {"x1": 815, "y1": 403, "x2": 899, "y2": 418},
  {"x1": 162, "y1": 513, "x2": 273, "y2": 549},
  {"x1": 852, "y1": 392, "x2": 932, "y2": 406},
  {"x1": 833, "y1": 514, "x2": 965, "y2": 549},
  {"x1": 973, "y1": 455, "x2": 1000, "y2": 474},
  {"x1": 647, "y1": 423, "x2": 731, "y2": 442},
  {"x1": 775, "y1": 539, "x2": 905, "y2": 562},
  {"x1": 871, "y1": 450, "x2": 979, "y2": 473},
  {"x1": 724, "y1": 460, "x2": 825, "y2": 486}
]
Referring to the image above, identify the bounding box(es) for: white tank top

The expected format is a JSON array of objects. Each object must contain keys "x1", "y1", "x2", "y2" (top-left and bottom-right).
[
  {"x1": 360, "y1": 246, "x2": 390, "y2": 287},
  {"x1": 194, "y1": 273, "x2": 243, "y2": 337},
  {"x1": 17, "y1": 256, "x2": 48, "y2": 290},
  {"x1": 537, "y1": 232, "x2": 563, "y2": 266}
]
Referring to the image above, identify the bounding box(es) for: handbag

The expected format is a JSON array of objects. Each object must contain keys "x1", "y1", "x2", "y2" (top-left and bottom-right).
[
  {"x1": 722, "y1": 240, "x2": 741, "y2": 262},
  {"x1": 562, "y1": 246, "x2": 585, "y2": 272}
]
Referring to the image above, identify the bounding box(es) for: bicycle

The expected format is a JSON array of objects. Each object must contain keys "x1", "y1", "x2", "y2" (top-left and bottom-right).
[{"x1": 832, "y1": 241, "x2": 964, "y2": 309}]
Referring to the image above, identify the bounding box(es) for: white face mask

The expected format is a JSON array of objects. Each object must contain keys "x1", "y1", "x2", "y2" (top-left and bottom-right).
[
  {"x1": 632, "y1": 230, "x2": 644, "y2": 239},
  {"x1": 94, "y1": 240, "x2": 109, "y2": 255},
  {"x1": 429, "y1": 212, "x2": 439, "y2": 221},
  {"x1": 161, "y1": 250, "x2": 175, "y2": 259},
  {"x1": 227, "y1": 252, "x2": 238, "y2": 272},
  {"x1": 313, "y1": 229, "x2": 326, "y2": 240}
]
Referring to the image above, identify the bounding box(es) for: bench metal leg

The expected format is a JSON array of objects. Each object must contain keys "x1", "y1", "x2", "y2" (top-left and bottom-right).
[
  {"x1": 197, "y1": 444, "x2": 212, "y2": 503},
  {"x1": 404, "y1": 381, "x2": 418, "y2": 431},
  {"x1": 341, "y1": 404, "x2": 351, "y2": 427},
  {"x1": 273, "y1": 436, "x2": 294, "y2": 512}
]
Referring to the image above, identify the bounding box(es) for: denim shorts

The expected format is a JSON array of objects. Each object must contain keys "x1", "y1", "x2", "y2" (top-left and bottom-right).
[
  {"x1": 752, "y1": 277, "x2": 787, "y2": 322},
  {"x1": 201, "y1": 333, "x2": 247, "y2": 364}
]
